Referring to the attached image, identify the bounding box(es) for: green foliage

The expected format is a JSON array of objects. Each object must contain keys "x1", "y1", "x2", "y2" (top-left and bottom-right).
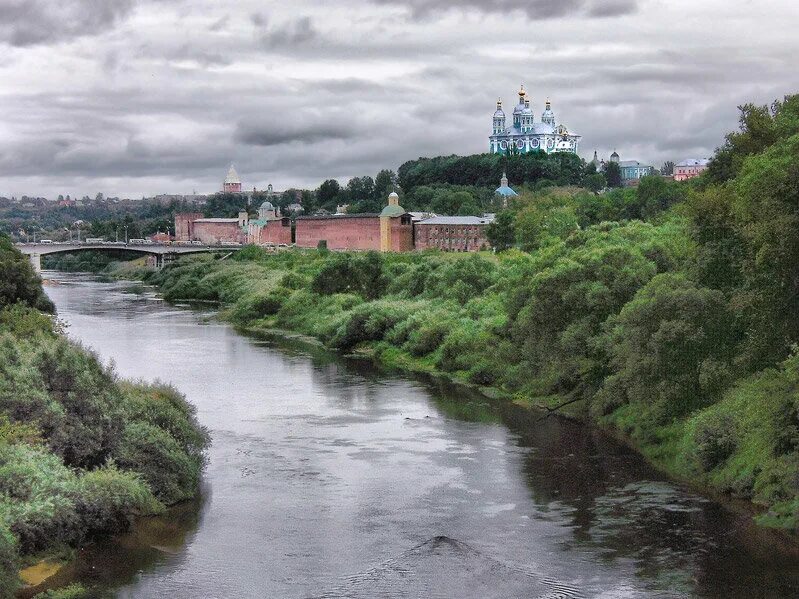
[
  {"x1": 33, "y1": 584, "x2": 89, "y2": 599},
  {"x1": 113, "y1": 383, "x2": 208, "y2": 504},
  {"x1": 708, "y1": 95, "x2": 799, "y2": 183},
  {"x1": 0, "y1": 234, "x2": 54, "y2": 313},
  {"x1": 311, "y1": 252, "x2": 386, "y2": 300},
  {"x1": 397, "y1": 151, "x2": 583, "y2": 192},
  {"x1": 485, "y1": 210, "x2": 515, "y2": 251},
  {"x1": 604, "y1": 161, "x2": 622, "y2": 188},
  {"x1": 597, "y1": 274, "x2": 735, "y2": 425},
  {"x1": 0, "y1": 521, "x2": 19, "y2": 599},
  {"x1": 693, "y1": 412, "x2": 738, "y2": 472}
]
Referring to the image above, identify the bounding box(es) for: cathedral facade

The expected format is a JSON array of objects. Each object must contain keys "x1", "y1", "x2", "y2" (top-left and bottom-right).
[{"x1": 489, "y1": 86, "x2": 581, "y2": 155}]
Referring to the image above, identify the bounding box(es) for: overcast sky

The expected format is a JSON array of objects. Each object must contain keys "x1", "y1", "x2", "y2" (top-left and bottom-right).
[{"x1": 1, "y1": 0, "x2": 798, "y2": 199}]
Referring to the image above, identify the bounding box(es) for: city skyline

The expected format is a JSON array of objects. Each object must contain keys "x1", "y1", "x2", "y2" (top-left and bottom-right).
[{"x1": 1, "y1": 0, "x2": 798, "y2": 198}]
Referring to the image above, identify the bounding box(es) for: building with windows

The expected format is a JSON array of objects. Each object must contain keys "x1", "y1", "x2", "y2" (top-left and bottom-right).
[
  {"x1": 175, "y1": 211, "x2": 248, "y2": 244},
  {"x1": 490, "y1": 85, "x2": 580, "y2": 155},
  {"x1": 414, "y1": 215, "x2": 493, "y2": 252},
  {"x1": 619, "y1": 160, "x2": 655, "y2": 184},
  {"x1": 674, "y1": 158, "x2": 709, "y2": 181}
]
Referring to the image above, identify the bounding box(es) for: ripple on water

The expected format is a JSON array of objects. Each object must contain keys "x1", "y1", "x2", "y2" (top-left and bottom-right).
[{"x1": 307, "y1": 536, "x2": 585, "y2": 599}]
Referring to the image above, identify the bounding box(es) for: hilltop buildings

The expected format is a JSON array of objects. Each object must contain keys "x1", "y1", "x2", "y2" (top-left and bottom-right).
[
  {"x1": 674, "y1": 158, "x2": 709, "y2": 181},
  {"x1": 490, "y1": 85, "x2": 581, "y2": 155},
  {"x1": 174, "y1": 177, "x2": 510, "y2": 253}
]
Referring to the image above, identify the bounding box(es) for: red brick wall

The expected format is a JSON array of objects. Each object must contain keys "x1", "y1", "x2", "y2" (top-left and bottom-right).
[
  {"x1": 414, "y1": 223, "x2": 489, "y2": 252},
  {"x1": 261, "y1": 218, "x2": 292, "y2": 245},
  {"x1": 295, "y1": 216, "x2": 381, "y2": 250},
  {"x1": 390, "y1": 218, "x2": 414, "y2": 252},
  {"x1": 175, "y1": 212, "x2": 203, "y2": 241},
  {"x1": 192, "y1": 221, "x2": 243, "y2": 244}
]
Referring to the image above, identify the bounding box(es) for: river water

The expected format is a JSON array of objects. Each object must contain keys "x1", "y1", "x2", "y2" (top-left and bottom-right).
[{"x1": 39, "y1": 272, "x2": 799, "y2": 598}]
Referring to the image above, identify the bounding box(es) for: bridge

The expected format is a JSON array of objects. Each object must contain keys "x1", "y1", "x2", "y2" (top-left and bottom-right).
[{"x1": 16, "y1": 242, "x2": 240, "y2": 272}]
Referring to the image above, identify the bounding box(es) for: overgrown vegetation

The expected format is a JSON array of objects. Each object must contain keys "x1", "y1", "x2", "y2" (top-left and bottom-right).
[
  {"x1": 133, "y1": 94, "x2": 799, "y2": 535},
  {"x1": 0, "y1": 238, "x2": 209, "y2": 598}
]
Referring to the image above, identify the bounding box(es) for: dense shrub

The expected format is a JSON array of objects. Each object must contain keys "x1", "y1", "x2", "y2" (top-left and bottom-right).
[
  {"x1": 311, "y1": 252, "x2": 386, "y2": 299},
  {"x1": 694, "y1": 413, "x2": 738, "y2": 471},
  {"x1": 0, "y1": 521, "x2": 18, "y2": 599},
  {"x1": 328, "y1": 301, "x2": 413, "y2": 350},
  {"x1": 597, "y1": 274, "x2": 736, "y2": 423},
  {"x1": 0, "y1": 234, "x2": 54, "y2": 313},
  {"x1": 114, "y1": 421, "x2": 203, "y2": 505}
]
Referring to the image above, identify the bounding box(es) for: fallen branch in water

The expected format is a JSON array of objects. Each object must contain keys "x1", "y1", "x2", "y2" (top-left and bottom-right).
[{"x1": 535, "y1": 396, "x2": 586, "y2": 421}]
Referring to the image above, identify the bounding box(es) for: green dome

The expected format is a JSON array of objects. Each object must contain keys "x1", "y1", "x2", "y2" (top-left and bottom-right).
[{"x1": 380, "y1": 204, "x2": 406, "y2": 217}]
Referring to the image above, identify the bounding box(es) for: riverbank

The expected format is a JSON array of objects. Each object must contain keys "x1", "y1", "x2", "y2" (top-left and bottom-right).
[
  {"x1": 105, "y1": 242, "x2": 799, "y2": 536},
  {"x1": 0, "y1": 235, "x2": 210, "y2": 599}
]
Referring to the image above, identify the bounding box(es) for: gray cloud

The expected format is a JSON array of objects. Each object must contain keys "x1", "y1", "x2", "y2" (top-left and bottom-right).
[
  {"x1": 369, "y1": 0, "x2": 638, "y2": 20},
  {"x1": 236, "y1": 120, "x2": 357, "y2": 147},
  {"x1": 256, "y1": 16, "x2": 319, "y2": 49},
  {"x1": 0, "y1": 0, "x2": 134, "y2": 46},
  {"x1": 1, "y1": 0, "x2": 798, "y2": 200}
]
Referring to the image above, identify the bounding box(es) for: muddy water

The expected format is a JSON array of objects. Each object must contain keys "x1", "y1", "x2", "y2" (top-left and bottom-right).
[{"x1": 40, "y1": 272, "x2": 799, "y2": 598}]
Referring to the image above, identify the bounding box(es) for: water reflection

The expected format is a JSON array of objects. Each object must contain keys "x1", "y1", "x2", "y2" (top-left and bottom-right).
[{"x1": 38, "y1": 273, "x2": 799, "y2": 599}]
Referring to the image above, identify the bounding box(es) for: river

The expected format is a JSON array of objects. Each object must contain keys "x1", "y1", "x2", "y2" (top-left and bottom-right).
[{"x1": 40, "y1": 272, "x2": 799, "y2": 598}]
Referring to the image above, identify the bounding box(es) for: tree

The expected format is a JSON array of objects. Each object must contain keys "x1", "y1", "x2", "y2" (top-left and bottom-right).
[
  {"x1": 660, "y1": 161, "x2": 675, "y2": 176},
  {"x1": 584, "y1": 172, "x2": 606, "y2": 194},
  {"x1": 317, "y1": 179, "x2": 342, "y2": 210},
  {"x1": 486, "y1": 211, "x2": 515, "y2": 251},
  {"x1": 707, "y1": 95, "x2": 799, "y2": 184},
  {"x1": 605, "y1": 161, "x2": 622, "y2": 188},
  {"x1": 597, "y1": 273, "x2": 735, "y2": 423}
]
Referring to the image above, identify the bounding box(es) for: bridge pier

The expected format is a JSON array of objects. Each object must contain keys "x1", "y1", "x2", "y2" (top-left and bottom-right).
[{"x1": 28, "y1": 252, "x2": 41, "y2": 273}]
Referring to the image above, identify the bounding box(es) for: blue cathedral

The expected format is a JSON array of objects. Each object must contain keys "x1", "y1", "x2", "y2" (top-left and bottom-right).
[{"x1": 489, "y1": 85, "x2": 581, "y2": 155}]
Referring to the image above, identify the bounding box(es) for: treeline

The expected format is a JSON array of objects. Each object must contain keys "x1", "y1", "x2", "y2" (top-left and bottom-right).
[
  {"x1": 136, "y1": 94, "x2": 799, "y2": 532},
  {"x1": 0, "y1": 236, "x2": 209, "y2": 598},
  {"x1": 397, "y1": 150, "x2": 588, "y2": 192}
]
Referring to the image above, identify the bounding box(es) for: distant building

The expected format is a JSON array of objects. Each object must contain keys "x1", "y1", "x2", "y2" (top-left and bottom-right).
[
  {"x1": 175, "y1": 211, "x2": 248, "y2": 244},
  {"x1": 619, "y1": 160, "x2": 655, "y2": 184},
  {"x1": 490, "y1": 85, "x2": 581, "y2": 155},
  {"x1": 494, "y1": 172, "x2": 518, "y2": 207},
  {"x1": 223, "y1": 164, "x2": 242, "y2": 193},
  {"x1": 674, "y1": 158, "x2": 709, "y2": 181},
  {"x1": 294, "y1": 192, "x2": 413, "y2": 252},
  {"x1": 414, "y1": 215, "x2": 493, "y2": 252},
  {"x1": 246, "y1": 201, "x2": 292, "y2": 246}
]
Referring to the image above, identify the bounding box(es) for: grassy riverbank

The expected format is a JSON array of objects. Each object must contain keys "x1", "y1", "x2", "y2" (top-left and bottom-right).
[
  {"x1": 0, "y1": 236, "x2": 209, "y2": 598},
  {"x1": 125, "y1": 225, "x2": 797, "y2": 534}
]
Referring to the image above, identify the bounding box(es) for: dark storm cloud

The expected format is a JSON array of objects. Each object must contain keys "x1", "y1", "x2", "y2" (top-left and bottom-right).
[
  {"x1": 0, "y1": 0, "x2": 134, "y2": 46},
  {"x1": 256, "y1": 16, "x2": 319, "y2": 49},
  {"x1": 369, "y1": 0, "x2": 638, "y2": 20},
  {"x1": 236, "y1": 120, "x2": 357, "y2": 147}
]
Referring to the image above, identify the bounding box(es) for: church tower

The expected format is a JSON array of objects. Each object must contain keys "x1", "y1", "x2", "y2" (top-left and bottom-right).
[
  {"x1": 512, "y1": 84, "x2": 526, "y2": 129},
  {"x1": 541, "y1": 99, "x2": 555, "y2": 126},
  {"x1": 223, "y1": 164, "x2": 242, "y2": 193},
  {"x1": 492, "y1": 99, "x2": 506, "y2": 134}
]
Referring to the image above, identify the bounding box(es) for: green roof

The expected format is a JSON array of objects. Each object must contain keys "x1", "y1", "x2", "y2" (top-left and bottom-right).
[{"x1": 380, "y1": 204, "x2": 406, "y2": 217}]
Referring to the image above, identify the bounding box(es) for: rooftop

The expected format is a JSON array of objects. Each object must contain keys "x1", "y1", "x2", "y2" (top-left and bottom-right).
[
  {"x1": 417, "y1": 216, "x2": 494, "y2": 226},
  {"x1": 676, "y1": 158, "x2": 710, "y2": 167}
]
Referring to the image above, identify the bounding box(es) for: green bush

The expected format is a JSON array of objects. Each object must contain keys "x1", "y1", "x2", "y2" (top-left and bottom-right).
[
  {"x1": 0, "y1": 521, "x2": 19, "y2": 599},
  {"x1": 113, "y1": 421, "x2": 202, "y2": 505},
  {"x1": 329, "y1": 301, "x2": 412, "y2": 350},
  {"x1": 72, "y1": 465, "x2": 161, "y2": 534},
  {"x1": 33, "y1": 584, "x2": 89, "y2": 599},
  {"x1": 694, "y1": 413, "x2": 738, "y2": 472}
]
